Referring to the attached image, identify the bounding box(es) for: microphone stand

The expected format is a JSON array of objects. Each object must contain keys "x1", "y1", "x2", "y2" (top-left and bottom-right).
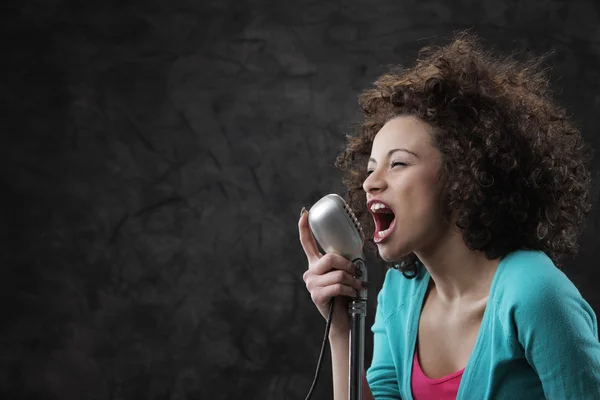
[{"x1": 349, "y1": 258, "x2": 368, "y2": 400}]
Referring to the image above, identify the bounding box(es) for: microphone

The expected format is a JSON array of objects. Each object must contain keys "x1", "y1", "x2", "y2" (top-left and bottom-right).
[
  {"x1": 307, "y1": 193, "x2": 367, "y2": 299},
  {"x1": 307, "y1": 193, "x2": 365, "y2": 262},
  {"x1": 306, "y1": 193, "x2": 368, "y2": 400}
]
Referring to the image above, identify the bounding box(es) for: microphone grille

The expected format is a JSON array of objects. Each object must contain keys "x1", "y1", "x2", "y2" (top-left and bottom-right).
[{"x1": 342, "y1": 199, "x2": 363, "y2": 235}]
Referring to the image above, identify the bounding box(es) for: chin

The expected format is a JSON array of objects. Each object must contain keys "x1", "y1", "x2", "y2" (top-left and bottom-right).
[{"x1": 375, "y1": 239, "x2": 412, "y2": 263}]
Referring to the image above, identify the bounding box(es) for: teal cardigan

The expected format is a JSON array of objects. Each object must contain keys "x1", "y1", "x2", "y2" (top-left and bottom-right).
[{"x1": 366, "y1": 250, "x2": 600, "y2": 399}]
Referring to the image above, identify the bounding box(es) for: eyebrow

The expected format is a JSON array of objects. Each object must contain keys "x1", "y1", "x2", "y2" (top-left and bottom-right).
[{"x1": 368, "y1": 148, "x2": 419, "y2": 164}]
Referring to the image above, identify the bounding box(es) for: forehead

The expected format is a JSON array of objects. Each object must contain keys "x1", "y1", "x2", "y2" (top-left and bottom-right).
[{"x1": 370, "y1": 116, "x2": 434, "y2": 157}]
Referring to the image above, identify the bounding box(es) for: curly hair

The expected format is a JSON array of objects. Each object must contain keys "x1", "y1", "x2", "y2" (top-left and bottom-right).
[{"x1": 335, "y1": 31, "x2": 594, "y2": 277}]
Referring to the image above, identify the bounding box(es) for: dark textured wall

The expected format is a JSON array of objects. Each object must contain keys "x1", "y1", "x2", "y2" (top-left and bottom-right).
[{"x1": 2, "y1": 0, "x2": 600, "y2": 399}]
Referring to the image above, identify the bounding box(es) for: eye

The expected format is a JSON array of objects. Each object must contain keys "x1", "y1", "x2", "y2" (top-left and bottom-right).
[{"x1": 366, "y1": 161, "x2": 405, "y2": 176}]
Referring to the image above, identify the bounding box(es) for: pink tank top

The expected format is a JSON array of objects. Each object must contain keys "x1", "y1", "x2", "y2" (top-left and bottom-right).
[{"x1": 411, "y1": 349, "x2": 464, "y2": 400}]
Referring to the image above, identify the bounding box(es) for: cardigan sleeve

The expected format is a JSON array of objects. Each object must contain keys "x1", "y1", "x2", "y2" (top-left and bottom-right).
[
  {"x1": 514, "y1": 269, "x2": 600, "y2": 399},
  {"x1": 366, "y1": 281, "x2": 402, "y2": 399}
]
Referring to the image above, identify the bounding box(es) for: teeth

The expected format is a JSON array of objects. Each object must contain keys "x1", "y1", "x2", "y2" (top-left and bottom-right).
[
  {"x1": 377, "y1": 227, "x2": 391, "y2": 237},
  {"x1": 370, "y1": 203, "x2": 388, "y2": 212}
]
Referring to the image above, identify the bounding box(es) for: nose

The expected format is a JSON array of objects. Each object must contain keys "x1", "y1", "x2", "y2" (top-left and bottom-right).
[{"x1": 362, "y1": 166, "x2": 386, "y2": 194}]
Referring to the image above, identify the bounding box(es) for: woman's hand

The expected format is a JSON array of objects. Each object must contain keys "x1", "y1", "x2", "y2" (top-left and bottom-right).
[{"x1": 298, "y1": 208, "x2": 365, "y2": 335}]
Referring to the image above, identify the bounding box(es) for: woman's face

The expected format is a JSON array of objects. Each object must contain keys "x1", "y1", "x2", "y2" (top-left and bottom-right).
[{"x1": 363, "y1": 115, "x2": 448, "y2": 262}]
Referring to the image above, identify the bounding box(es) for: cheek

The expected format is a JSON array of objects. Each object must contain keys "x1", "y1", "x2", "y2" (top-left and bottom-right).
[
  {"x1": 402, "y1": 180, "x2": 440, "y2": 214},
  {"x1": 396, "y1": 179, "x2": 444, "y2": 233}
]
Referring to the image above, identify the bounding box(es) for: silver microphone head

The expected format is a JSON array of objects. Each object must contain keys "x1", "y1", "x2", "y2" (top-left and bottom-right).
[{"x1": 307, "y1": 194, "x2": 365, "y2": 262}]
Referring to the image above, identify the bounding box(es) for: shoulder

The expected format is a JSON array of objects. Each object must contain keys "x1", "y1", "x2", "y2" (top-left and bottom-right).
[
  {"x1": 494, "y1": 250, "x2": 582, "y2": 305},
  {"x1": 494, "y1": 250, "x2": 596, "y2": 331},
  {"x1": 495, "y1": 251, "x2": 600, "y2": 389}
]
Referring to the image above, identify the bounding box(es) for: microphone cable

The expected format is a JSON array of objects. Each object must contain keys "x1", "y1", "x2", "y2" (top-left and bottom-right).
[{"x1": 304, "y1": 297, "x2": 335, "y2": 400}]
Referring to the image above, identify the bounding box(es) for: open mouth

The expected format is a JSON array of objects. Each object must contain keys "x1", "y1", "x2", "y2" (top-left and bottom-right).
[{"x1": 369, "y1": 202, "x2": 396, "y2": 243}]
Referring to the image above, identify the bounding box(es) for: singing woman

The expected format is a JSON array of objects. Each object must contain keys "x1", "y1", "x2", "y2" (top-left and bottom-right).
[{"x1": 299, "y1": 32, "x2": 600, "y2": 399}]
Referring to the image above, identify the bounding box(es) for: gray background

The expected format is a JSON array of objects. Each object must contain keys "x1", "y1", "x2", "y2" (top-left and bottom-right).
[{"x1": 2, "y1": 0, "x2": 600, "y2": 399}]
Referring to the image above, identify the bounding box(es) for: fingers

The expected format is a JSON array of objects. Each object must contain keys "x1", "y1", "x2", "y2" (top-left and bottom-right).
[
  {"x1": 309, "y1": 253, "x2": 355, "y2": 276},
  {"x1": 298, "y1": 208, "x2": 322, "y2": 263},
  {"x1": 304, "y1": 269, "x2": 364, "y2": 293},
  {"x1": 311, "y1": 283, "x2": 358, "y2": 305}
]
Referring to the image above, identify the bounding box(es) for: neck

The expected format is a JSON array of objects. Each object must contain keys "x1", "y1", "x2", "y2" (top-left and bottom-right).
[{"x1": 415, "y1": 227, "x2": 500, "y2": 303}]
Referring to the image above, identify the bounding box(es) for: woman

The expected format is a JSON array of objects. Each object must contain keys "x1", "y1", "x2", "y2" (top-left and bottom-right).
[{"x1": 298, "y1": 32, "x2": 600, "y2": 399}]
